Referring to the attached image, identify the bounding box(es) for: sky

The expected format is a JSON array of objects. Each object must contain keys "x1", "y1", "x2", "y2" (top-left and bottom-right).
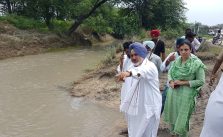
[{"x1": 184, "y1": 0, "x2": 223, "y2": 26}]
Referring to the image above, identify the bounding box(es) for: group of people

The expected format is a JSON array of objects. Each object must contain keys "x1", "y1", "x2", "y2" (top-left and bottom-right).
[{"x1": 116, "y1": 29, "x2": 223, "y2": 137}]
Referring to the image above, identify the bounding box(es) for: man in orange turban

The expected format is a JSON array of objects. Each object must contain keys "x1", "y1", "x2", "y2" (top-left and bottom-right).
[{"x1": 149, "y1": 29, "x2": 166, "y2": 61}]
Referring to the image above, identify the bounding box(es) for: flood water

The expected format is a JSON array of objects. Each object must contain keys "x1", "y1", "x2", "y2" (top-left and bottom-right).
[{"x1": 0, "y1": 48, "x2": 122, "y2": 137}]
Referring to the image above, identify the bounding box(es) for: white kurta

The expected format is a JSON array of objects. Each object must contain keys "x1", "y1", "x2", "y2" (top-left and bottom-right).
[
  {"x1": 120, "y1": 58, "x2": 162, "y2": 137},
  {"x1": 117, "y1": 55, "x2": 133, "y2": 108},
  {"x1": 200, "y1": 73, "x2": 223, "y2": 137}
]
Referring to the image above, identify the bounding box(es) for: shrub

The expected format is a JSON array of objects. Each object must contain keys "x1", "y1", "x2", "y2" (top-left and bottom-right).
[{"x1": 0, "y1": 14, "x2": 46, "y2": 30}]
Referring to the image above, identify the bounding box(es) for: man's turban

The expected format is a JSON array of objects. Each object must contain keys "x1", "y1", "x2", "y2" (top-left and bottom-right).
[
  {"x1": 129, "y1": 42, "x2": 147, "y2": 59},
  {"x1": 150, "y1": 29, "x2": 160, "y2": 37},
  {"x1": 143, "y1": 41, "x2": 155, "y2": 50}
]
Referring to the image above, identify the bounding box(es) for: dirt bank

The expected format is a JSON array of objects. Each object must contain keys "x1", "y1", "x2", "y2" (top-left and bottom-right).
[
  {"x1": 0, "y1": 21, "x2": 77, "y2": 59},
  {"x1": 71, "y1": 46, "x2": 222, "y2": 136},
  {"x1": 0, "y1": 21, "x2": 115, "y2": 60}
]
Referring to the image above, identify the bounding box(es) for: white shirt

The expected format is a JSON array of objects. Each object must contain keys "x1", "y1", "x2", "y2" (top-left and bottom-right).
[{"x1": 120, "y1": 58, "x2": 162, "y2": 137}]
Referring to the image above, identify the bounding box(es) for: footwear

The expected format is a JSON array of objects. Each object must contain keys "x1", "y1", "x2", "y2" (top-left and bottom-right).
[{"x1": 119, "y1": 129, "x2": 128, "y2": 135}]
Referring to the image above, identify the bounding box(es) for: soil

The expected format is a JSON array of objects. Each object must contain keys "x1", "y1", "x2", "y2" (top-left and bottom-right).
[
  {"x1": 0, "y1": 21, "x2": 114, "y2": 60},
  {"x1": 71, "y1": 51, "x2": 222, "y2": 137}
]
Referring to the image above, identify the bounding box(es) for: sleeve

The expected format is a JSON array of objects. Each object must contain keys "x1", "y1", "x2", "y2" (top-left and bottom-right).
[
  {"x1": 160, "y1": 41, "x2": 165, "y2": 53},
  {"x1": 193, "y1": 38, "x2": 201, "y2": 50},
  {"x1": 160, "y1": 52, "x2": 173, "y2": 72},
  {"x1": 167, "y1": 65, "x2": 174, "y2": 82},
  {"x1": 157, "y1": 57, "x2": 162, "y2": 73},
  {"x1": 188, "y1": 66, "x2": 205, "y2": 91},
  {"x1": 116, "y1": 55, "x2": 128, "y2": 73},
  {"x1": 129, "y1": 62, "x2": 157, "y2": 81}
]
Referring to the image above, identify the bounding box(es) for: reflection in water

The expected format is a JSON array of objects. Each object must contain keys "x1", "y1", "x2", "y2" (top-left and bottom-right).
[{"x1": 0, "y1": 48, "x2": 121, "y2": 137}]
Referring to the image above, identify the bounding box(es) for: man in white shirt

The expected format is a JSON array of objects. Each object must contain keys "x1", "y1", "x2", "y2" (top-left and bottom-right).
[
  {"x1": 181, "y1": 28, "x2": 201, "y2": 53},
  {"x1": 117, "y1": 41, "x2": 133, "y2": 135},
  {"x1": 117, "y1": 42, "x2": 162, "y2": 137}
]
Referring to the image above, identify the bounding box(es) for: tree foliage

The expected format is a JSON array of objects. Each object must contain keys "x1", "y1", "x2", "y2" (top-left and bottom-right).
[{"x1": 0, "y1": 0, "x2": 187, "y2": 37}]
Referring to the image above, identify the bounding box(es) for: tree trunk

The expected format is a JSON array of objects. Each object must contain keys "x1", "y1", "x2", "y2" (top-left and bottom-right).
[
  {"x1": 67, "y1": 0, "x2": 108, "y2": 36},
  {"x1": 67, "y1": 20, "x2": 83, "y2": 36}
]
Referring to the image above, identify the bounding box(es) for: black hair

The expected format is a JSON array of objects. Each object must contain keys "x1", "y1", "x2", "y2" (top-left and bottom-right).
[
  {"x1": 185, "y1": 31, "x2": 196, "y2": 39},
  {"x1": 123, "y1": 41, "x2": 133, "y2": 50},
  {"x1": 178, "y1": 39, "x2": 194, "y2": 54},
  {"x1": 185, "y1": 28, "x2": 192, "y2": 35}
]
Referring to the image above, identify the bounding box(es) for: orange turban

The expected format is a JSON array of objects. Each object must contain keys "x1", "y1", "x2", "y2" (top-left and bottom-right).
[{"x1": 150, "y1": 29, "x2": 160, "y2": 37}]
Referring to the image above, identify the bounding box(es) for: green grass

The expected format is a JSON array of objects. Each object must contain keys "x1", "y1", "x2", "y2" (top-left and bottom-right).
[
  {"x1": 0, "y1": 14, "x2": 71, "y2": 33},
  {"x1": 0, "y1": 14, "x2": 47, "y2": 30}
]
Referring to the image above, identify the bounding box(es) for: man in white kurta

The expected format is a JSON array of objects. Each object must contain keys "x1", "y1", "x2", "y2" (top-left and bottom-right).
[
  {"x1": 117, "y1": 42, "x2": 162, "y2": 137},
  {"x1": 200, "y1": 49, "x2": 223, "y2": 137},
  {"x1": 117, "y1": 42, "x2": 133, "y2": 107}
]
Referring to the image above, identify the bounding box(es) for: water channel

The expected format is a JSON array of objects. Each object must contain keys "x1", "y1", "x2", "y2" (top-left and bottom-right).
[{"x1": 0, "y1": 47, "x2": 122, "y2": 137}]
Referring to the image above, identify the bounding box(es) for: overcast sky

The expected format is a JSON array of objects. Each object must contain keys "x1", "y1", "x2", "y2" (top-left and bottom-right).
[{"x1": 184, "y1": 0, "x2": 223, "y2": 26}]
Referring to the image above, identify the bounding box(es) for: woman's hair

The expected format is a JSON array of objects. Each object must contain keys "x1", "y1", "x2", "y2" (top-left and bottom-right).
[{"x1": 178, "y1": 39, "x2": 194, "y2": 54}]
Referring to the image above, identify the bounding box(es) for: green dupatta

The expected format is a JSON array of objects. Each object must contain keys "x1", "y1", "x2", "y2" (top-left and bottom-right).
[{"x1": 169, "y1": 55, "x2": 206, "y2": 92}]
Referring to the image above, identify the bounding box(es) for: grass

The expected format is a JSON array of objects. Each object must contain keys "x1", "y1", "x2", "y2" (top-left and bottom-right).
[
  {"x1": 0, "y1": 14, "x2": 47, "y2": 31},
  {"x1": 0, "y1": 14, "x2": 71, "y2": 33}
]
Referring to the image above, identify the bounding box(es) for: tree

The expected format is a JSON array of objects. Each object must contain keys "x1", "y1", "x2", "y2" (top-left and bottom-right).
[{"x1": 67, "y1": 0, "x2": 108, "y2": 35}]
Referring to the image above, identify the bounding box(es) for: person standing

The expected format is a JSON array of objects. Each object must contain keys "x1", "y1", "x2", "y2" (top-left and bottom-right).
[
  {"x1": 182, "y1": 28, "x2": 201, "y2": 53},
  {"x1": 143, "y1": 40, "x2": 162, "y2": 73},
  {"x1": 200, "y1": 49, "x2": 223, "y2": 137},
  {"x1": 160, "y1": 38, "x2": 186, "y2": 114},
  {"x1": 185, "y1": 31, "x2": 198, "y2": 54},
  {"x1": 117, "y1": 41, "x2": 133, "y2": 135},
  {"x1": 117, "y1": 42, "x2": 162, "y2": 137},
  {"x1": 163, "y1": 40, "x2": 205, "y2": 137},
  {"x1": 150, "y1": 29, "x2": 166, "y2": 61}
]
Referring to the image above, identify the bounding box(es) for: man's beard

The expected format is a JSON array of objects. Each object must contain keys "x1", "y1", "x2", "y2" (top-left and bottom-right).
[{"x1": 133, "y1": 59, "x2": 143, "y2": 67}]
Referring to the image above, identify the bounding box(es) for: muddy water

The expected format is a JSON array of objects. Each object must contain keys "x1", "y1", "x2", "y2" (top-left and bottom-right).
[{"x1": 0, "y1": 48, "x2": 122, "y2": 137}]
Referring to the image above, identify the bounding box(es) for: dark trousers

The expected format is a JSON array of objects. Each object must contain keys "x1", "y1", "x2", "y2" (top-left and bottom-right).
[{"x1": 161, "y1": 84, "x2": 169, "y2": 114}]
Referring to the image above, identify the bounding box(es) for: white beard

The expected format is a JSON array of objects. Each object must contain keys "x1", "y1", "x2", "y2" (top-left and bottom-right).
[{"x1": 133, "y1": 59, "x2": 143, "y2": 67}]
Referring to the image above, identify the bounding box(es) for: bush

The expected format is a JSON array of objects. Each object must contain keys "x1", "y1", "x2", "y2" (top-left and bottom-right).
[
  {"x1": 0, "y1": 14, "x2": 46, "y2": 30},
  {"x1": 162, "y1": 29, "x2": 182, "y2": 40},
  {"x1": 101, "y1": 46, "x2": 117, "y2": 66},
  {"x1": 51, "y1": 20, "x2": 72, "y2": 33}
]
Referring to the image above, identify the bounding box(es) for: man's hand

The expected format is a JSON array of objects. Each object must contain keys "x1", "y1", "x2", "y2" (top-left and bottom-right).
[
  {"x1": 168, "y1": 53, "x2": 176, "y2": 62},
  {"x1": 116, "y1": 71, "x2": 131, "y2": 82}
]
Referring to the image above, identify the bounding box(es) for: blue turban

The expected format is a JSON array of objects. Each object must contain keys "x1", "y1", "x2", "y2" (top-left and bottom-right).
[{"x1": 129, "y1": 42, "x2": 147, "y2": 59}]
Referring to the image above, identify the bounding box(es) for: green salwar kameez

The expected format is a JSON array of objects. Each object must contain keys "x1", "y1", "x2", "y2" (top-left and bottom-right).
[{"x1": 163, "y1": 55, "x2": 205, "y2": 137}]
